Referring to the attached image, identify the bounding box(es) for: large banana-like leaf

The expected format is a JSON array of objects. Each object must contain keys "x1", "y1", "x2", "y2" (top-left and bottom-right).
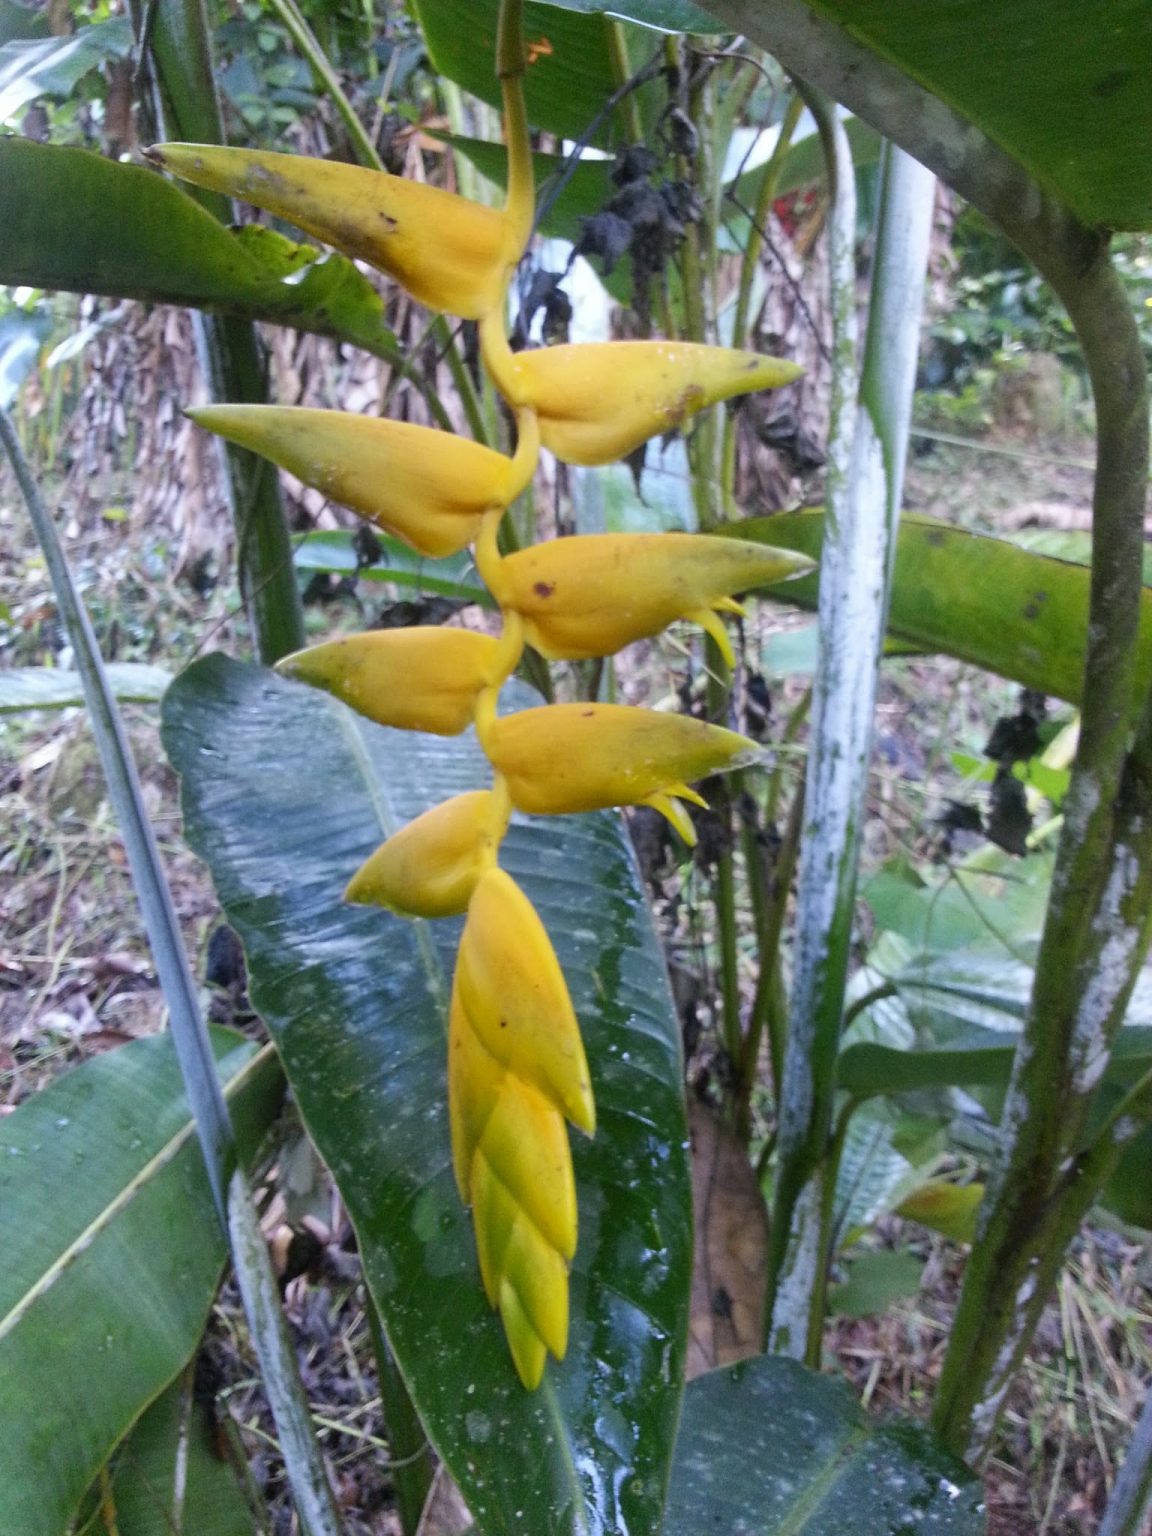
[
  {"x1": 758, "y1": 0, "x2": 1152, "y2": 231},
  {"x1": 0, "y1": 139, "x2": 402, "y2": 364},
  {"x1": 413, "y1": 0, "x2": 661, "y2": 146},
  {"x1": 738, "y1": 511, "x2": 1152, "y2": 706},
  {"x1": 161, "y1": 655, "x2": 692, "y2": 1536},
  {"x1": 665, "y1": 1358, "x2": 983, "y2": 1532},
  {"x1": 0, "y1": 1030, "x2": 283, "y2": 1536},
  {"x1": 552, "y1": 0, "x2": 1152, "y2": 226},
  {"x1": 79, "y1": 1374, "x2": 260, "y2": 1536}
]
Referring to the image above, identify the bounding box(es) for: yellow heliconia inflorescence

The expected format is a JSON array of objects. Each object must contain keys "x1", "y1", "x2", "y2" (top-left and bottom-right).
[{"x1": 161, "y1": 0, "x2": 811, "y2": 1388}]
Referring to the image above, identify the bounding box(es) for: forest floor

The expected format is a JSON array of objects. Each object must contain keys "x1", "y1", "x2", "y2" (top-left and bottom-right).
[{"x1": 1, "y1": 368, "x2": 1149, "y2": 1534}]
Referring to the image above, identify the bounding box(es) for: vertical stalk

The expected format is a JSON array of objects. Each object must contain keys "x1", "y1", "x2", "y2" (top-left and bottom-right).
[
  {"x1": 933, "y1": 248, "x2": 1152, "y2": 1464},
  {"x1": 135, "y1": 0, "x2": 305, "y2": 664},
  {"x1": 1098, "y1": 1377, "x2": 1152, "y2": 1536},
  {"x1": 721, "y1": 92, "x2": 803, "y2": 504},
  {"x1": 0, "y1": 405, "x2": 343, "y2": 1536},
  {"x1": 766, "y1": 119, "x2": 935, "y2": 1360},
  {"x1": 365, "y1": 1297, "x2": 434, "y2": 1536}
]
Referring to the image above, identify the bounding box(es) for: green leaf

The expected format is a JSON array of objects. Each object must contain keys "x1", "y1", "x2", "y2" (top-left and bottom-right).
[
  {"x1": 0, "y1": 1, "x2": 51, "y2": 46},
  {"x1": 0, "y1": 662, "x2": 172, "y2": 712},
  {"x1": 84, "y1": 1373, "x2": 261, "y2": 1536},
  {"x1": 0, "y1": 16, "x2": 131, "y2": 121},
  {"x1": 413, "y1": 0, "x2": 658, "y2": 145},
  {"x1": 724, "y1": 118, "x2": 883, "y2": 226},
  {"x1": 828, "y1": 1250, "x2": 925, "y2": 1319},
  {"x1": 533, "y1": 0, "x2": 721, "y2": 32},
  {"x1": 1012, "y1": 527, "x2": 1152, "y2": 588},
  {"x1": 161, "y1": 655, "x2": 692, "y2": 1536},
  {"x1": 665, "y1": 1357, "x2": 983, "y2": 1533},
  {"x1": 833, "y1": 1101, "x2": 935, "y2": 1243},
  {"x1": 0, "y1": 139, "x2": 402, "y2": 363},
  {"x1": 738, "y1": 510, "x2": 1152, "y2": 707},
  {"x1": 292, "y1": 530, "x2": 492, "y2": 606},
  {"x1": 0, "y1": 1030, "x2": 283, "y2": 1536},
  {"x1": 438, "y1": 134, "x2": 613, "y2": 244},
  {"x1": 0, "y1": 308, "x2": 49, "y2": 409},
  {"x1": 791, "y1": 0, "x2": 1152, "y2": 230},
  {"x1": 862, "y1": 849, "x2": 1054, "y2": 958}
]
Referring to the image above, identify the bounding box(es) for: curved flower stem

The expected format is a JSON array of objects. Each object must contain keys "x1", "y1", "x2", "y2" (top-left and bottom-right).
[{"x1": 497, "y1": 0, "x2": 533, "y2": 250}]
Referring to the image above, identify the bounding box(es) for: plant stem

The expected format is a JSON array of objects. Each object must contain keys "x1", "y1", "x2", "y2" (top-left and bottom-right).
[
  {"x1": 0, "y1": 403, "x2": 343, "y2": 1536},
  {"x1": 736, "y1": 774, "x2": 805, "y2": 1135},
  {"x1": 932, "y1": 254, "x2": 1152, "y2": 1466},
  {"x1": 261, "y1": 0, "x2": 478, "y2": 446},
  {"x1": 721, "y1": 92, "x2": 803, "y2": 504},
  {"x1": 765, "y1": 123, "x2": 935, "y2": 1357},
  {"x1": 702, "y1": 0, "x2": 1152, "y2": 1458},
  {"x1": 134, "y1": 0, "x2": 305, "y2": 665},
  {"x1": 266, "y1": 0, "x2": 378, "y2": 167},
  {"x1": 364, "y1": 1295, "x2": 434, "y2": 1536},
  {"x1": 1098, "y1": 1375, "x2": 1152, "y2": 1536}
]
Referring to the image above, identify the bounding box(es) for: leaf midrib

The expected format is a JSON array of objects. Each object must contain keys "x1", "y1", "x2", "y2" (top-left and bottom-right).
[{"x1": 0, "y1": 1043, "x2": 271, "y2": 1343}]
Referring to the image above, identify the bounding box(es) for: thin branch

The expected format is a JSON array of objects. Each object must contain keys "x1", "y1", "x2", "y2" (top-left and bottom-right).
[{"x1": 0, "y1": 405, "x2": 344, "y2": 1536}]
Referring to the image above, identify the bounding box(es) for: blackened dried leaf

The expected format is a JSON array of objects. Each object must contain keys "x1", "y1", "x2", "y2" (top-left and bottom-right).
[
  {"x1": 984, "y1": 711, "x2": 1041, "y2": 765},
  {"x1": 937, "y1": 800, "x2": 984, "y2": 836},
  {"x1": 576, "y1": 209, "x2": 633, "y2": 274},
  {"x1": 744, "y1": 672, "x2": 772, "y2": 742},
  {"x1": 987, "y1": 767, "x2": 1032, "y2": 855},
  {"x1": 661, "y1": 179, "x2": 702, "y2": 230},
  {"x1": 608, "y1": 180, "x2": 671, "y2": 237},
  {"x1": 612, "y1": 144, "x2": 660, "y2": 187},
  {"x1": 664, "y1": 108, "x2": 700, "y2": 160},
  {"x1": 542, "y1": 285, "x2": 572, "y2": 347}
]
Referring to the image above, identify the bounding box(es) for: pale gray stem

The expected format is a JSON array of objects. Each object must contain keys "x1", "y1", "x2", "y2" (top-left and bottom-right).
[
  {"x1": 1098, "y1": 1377, "x2": 1152, "y2": 1536},
  {"x1": 769, "y1": 137, "x2": 935, "y2": 1356}
]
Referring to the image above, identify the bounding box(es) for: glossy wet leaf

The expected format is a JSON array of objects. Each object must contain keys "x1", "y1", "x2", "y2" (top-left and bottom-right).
[
  {"x1": 0, "y1": 139, "x2": 402, "y2": 364},
  {"x1": 82, "y1": 1374, "x2": 260, "y2": 1536},
  {"x1": 0, "y1": 1030, "x2": 283, "y2": 1536},
  {"x1": 665, "y1": 1357, "x2": 984, "y2": 1533},
  {"x1": 162, "y1": 655, "x2": 691, "y2": 1536},
  {"x1": 738, "y1": 511, "x2": 1152, "y2": 707},
  {"x1": 764, "y1": 0, "x2": 1152, "y2": 230}
]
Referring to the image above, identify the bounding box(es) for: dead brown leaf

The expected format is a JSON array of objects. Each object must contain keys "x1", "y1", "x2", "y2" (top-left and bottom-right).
[{"x1": 686, "y1": 1101, "x2": 769, "y2": 1380}]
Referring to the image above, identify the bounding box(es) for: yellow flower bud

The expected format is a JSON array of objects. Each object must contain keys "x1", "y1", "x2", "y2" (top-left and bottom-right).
[
  {"x1": 499, "y1": 533, "x2": 816, "y2": 668},
  {"x1": 345, "y1": 791, "x2": 496, "y2": 918},
  {"x1": 448, "y1": 869, "x2": 593, "y2": 1386},
  {"x1": 507, "y1": 342, "x2": 802, "y2": 466},
  {"x1": 276, "y1": 629, "x2": 498, "y2": 736},
  {"x1": 146, "y1": 143, "x2": 523, "y2": 319},
  {"x1": 186, "y1": 406, "x2": 513, "y2": 558},
  {"x1": 487, "y1": 703, "x2": 762, "y2": 843},
  {"x1": 456, "y1": 868, "x2": 595, "y2": 1134}
]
